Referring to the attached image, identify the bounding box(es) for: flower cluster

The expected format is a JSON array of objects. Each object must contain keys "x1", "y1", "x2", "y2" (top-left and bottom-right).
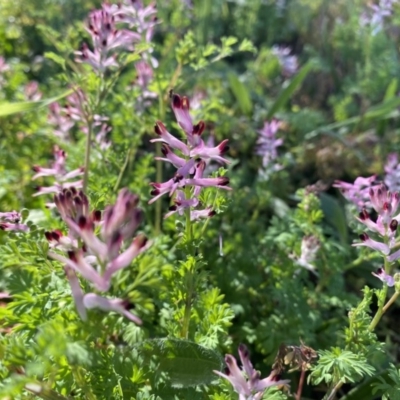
[
  {"x1": 256, "y1": 120, "x2": 283, "y2": 179},
  {"x1": 213, "y1": 344, "x2": 289, "y2": 400},
  {"x1": 271, "y1": 46, "x2": 298, "y2": 77},
  {"x1": 47, "y1": 188, "x2": 149, "y2": 323},
  {"x1": 149, "y1": 93, "x2": 231, "y2": 219},
  {"x1": 75, "y1": 8, "x2": 140, "y2": 73},
  {"x1": 353, "y1": 184, "x2": 400, "y2": 285},
  {"x1": 0, "y1": 211, "x2": 29, "y2": 232},
  {"x1": 32, "y1": 146, "x2": 84, "y2": 202},
  {"x1": 333, "y1": 175, "x2": 379, "y2": 210},
  {"x1": 361, "y1": 0, "x2": 395, "y2": 34}
]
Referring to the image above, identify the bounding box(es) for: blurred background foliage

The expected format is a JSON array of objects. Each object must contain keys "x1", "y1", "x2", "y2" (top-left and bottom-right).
[{"x1": 1, "y1": 0, "x2": 400, "y2": 399}]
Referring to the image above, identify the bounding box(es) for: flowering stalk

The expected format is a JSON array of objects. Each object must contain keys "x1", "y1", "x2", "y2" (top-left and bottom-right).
[
  {"x1": 149, "y1": 92, "x2": 231, "y2": 337},
  {"x1": 46, "y1": 188, "x2": 149, "y2": 323}
]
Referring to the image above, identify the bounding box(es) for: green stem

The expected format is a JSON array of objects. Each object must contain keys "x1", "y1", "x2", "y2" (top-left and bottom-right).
[
  {"x1": 369, "y1": 257, "x2": 391, "y2": 331},
  {"x1": 181, "y1": 186, "x2": 194, "y2": 339},
  {"x1": 383, "y1": 291, "x2": 400, "y2": 313},
  {"x1": 83, "y1": 116, "x2": 93, "y2": 193}
]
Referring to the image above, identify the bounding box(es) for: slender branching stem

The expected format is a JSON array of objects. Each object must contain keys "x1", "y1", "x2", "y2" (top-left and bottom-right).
[{"x1": 296, "y1": 369, "x2": 306, "y2": 400}]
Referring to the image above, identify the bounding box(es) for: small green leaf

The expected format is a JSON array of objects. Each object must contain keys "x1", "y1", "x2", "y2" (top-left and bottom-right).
[
  {"x1": 228, "y1": 72, "x2": 252, "y2": 115},
  {"x1": 0, "y1": 89, "x2": 73, "y2": 117},
  {"x1": 44, "y1": 52, "x2": 66, "y2": 69}
]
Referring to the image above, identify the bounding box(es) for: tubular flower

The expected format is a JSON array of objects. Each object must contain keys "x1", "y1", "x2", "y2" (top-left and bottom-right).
[
  {"x1": 149, "y1": 93, "x2": 231, "y2": 219},
  {"x1": 271, "y1": 46, "x2": 298, "y2": 77},
  {"x1": 256, "y1": 120, "x2": 283, "y2": 179},
  {"x1": 333, "y1": 175, "x2": 379, "y2": 210},
  {"x1": 213, "y1": 344, "x2": 289, "y2": 400},
  {"x1": 0, "y1": 211, "x2": 29, "y2": 232},
  {"x1": 32, "y1": 146, "x2": 84, "y2": 201},
  {"x1": 47, "y1": 188, "x2": 149, "y2": 323}
]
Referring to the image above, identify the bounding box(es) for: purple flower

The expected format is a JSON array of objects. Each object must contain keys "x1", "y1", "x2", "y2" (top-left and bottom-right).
[
  {"x1": 353, "y1": 232, "x2": 390, "y2": 255},
  {"x1": 213, "y1": 344, "x2": 289, "y2": 400},
  {"x1": 361, "y1": 0, "x2": 394, "y2": 34},
  {"x1": 48, "y1": 188, "x2": 149, "y2": 323},
  {"x1": 0, "y1": 211, "x2": 29, "y2": 233},
  {"x1": 256, "y1": 120, "x2": 283, "y2": 178},
  {"x1": 372, "y1": 267, "x2": 395, "y2": 287},
  {"x1": 149, "y1": 93, "x2": 231, "y2": 218},
  {"x1": 333, "y1": 175, "x2": 379, "y2": 210},
  {"x1": 271, "y1": 46, "x2": 298, "y2": 77},
  {"x1": 75, "y1": 9, "x2": 140, "y2": 73},
  {"x1": 32, "y1": 146, "x2": 84, "y2": 201},
  {"x1": 24, "y1": 81, "x2": 42, "y2": 101}
]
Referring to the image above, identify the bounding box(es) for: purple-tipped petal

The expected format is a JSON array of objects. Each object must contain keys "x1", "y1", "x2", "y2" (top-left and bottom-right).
[{"x1": 353, "y1": 233, "x2": 390, "y2": 255}]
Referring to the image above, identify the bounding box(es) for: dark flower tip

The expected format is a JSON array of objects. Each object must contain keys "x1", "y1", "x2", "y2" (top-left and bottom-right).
[
  {"x1": 376, "y1": 267, "x2": 384, "y2": 274},
  {"x1": 359, "y1": 232, "x2": 369, "y2": 241},
  {"x1": 78, "y1": 215, "x2": 88, "y2": 229},
  {"x1": 154, "y1": 122, "x2": 162, "y2": 136},
  {"x1": 390, "y1": 219, "x2": 398, "y2": 232},
  {"x1": 121, "y1": 299, "x2": 135, "y2": 310},
  {"x1": 136, "y1": 235, "x2": 148, "y2": 248},
  {"x1": 51, "y1": 230, "x2": 61, "y2": 241},
  {"x1": 219, "y1": 177, "x2": 230, "y2": 186},
  {"x1": 238, "y1": 343, "x2": 249, "y2": 357},
  {"x1": 209, "y1": 210, "x2": 216, "y2": 217},
  {"x1": 193, "y1": 121, "x2": 205, "y2": 136},
  {"x1": 161, "y1": 144, "x2": 170, "y2": 156},
  {"x1": 44, "y1": 231, "x2": 52, "y2": 241},
  {"x1": 359, "y1": 209, "x2": 369, "y2": 220},
  {"x1": 150, "y1": 189, "x2": 160, "y2": 196},
  {"x1": 92, "y1": 210, "x2": 102, "y2": 222},
  {"x1": 169, "y1": 205, "x2": 177, "y2": 211},
  {"x1": 172, "y1": 93, "x2": 182, "y2": 108},
  {"x1": 32, "y1": 165, "x2": 40, "y2": 172},
  {"x1": 68, "y1": 251, "x2": 77, "y2": 262}
]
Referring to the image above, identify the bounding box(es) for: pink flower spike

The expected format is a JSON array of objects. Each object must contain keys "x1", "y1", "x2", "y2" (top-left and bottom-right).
[
  {"x1": 353, "y1": 233, "x2": 390, "y2": 255},
  {"x1": 65, "y1": 266, "x2": 87, "y2": 320},
  {"x1": 372, "y1": 267, "x2": 394, "y2": 287},
  {"x1": 190, "y1": 138, "x2": 230, "y2": 164},
  {"x1": 151, "y1": 121, "x2": 189, "y2": 155},
  {"x1": 82, "y1": 293, "x2": 142, "y2": 324},
  {"x1": 171, "y1": 94, "x2": 194, "y2": 140}
]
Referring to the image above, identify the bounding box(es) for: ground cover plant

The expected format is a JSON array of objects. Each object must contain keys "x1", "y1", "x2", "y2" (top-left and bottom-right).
[{"x1": 2, "y1": 0, "x2": 400, "y2": 399}]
